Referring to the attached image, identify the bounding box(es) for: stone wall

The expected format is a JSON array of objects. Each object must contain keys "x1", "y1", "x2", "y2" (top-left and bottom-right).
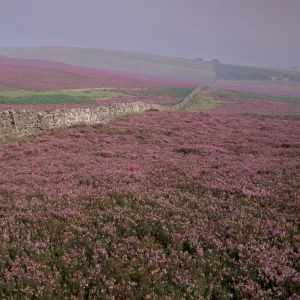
[
  {"x1": 0, "y1": 87, "x2": 202, "y2": 140},
  {"x1": 168, "y1": 86, "x2": 204, "y2": 111}
]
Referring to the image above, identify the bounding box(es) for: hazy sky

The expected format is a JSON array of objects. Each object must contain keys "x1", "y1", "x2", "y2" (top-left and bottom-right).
[{"x1": 0, "y1": 0, "x2": 299, "y2": 69}]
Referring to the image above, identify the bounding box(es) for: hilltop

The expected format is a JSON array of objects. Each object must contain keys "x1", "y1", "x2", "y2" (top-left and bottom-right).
[
  {"x1": 1, "y1": 46, "x2": 299, "y2": 87},
  {"x1": 0, "y1": 46, "x2": 216, "y2": 84}
]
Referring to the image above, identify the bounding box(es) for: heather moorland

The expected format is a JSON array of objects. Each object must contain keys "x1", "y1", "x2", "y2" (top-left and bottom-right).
[
  {"x1": 1, "y1": 1, "x2": 300, "y2": 298},
  {"x1": 0, "y1": 56, "x2": 198, "y2": 92},
  {"x1": 0, "y1": 88, "x2": 299, "y2": 298}
]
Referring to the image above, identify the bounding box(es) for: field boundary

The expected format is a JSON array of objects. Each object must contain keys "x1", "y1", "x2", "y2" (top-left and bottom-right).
[
  {"x1": 167, "y1": 86, "x2": 204, "y2": 111},
  {"x1": 0, "y1": 87, "x2": 202, "y2": 140}
]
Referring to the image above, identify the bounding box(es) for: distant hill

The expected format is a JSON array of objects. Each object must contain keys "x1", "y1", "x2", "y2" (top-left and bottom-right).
[
  {"x1": 214, "y1": 63, "x2": 300, "y2": 81},
  {"x1": 1, "y1": 46, "x2": 298, "y2": 88},
  {"x1": 0, "y1": 56, "x2": 198, "y2": 91},
  {"x1": 0, "y1": 47, "x2": 216, "y2": 84}
]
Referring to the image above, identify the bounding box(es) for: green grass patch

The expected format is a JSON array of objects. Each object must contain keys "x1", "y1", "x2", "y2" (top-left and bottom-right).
[
  {"x1": 184, "y1": 88, "x2": 223, "y2": 111},
  {"x1": 0, "y1": 89, "x2": 128, "y2": 105},
  {"x1": 160, "y1": 101, "x2": 181, "y2": 107},
  {"x1": 139, "y1": 87, "x2": 194, "y2": 98},
  {"x1": 0, "y1": 135, "x2": 29, "y2": 144},
  {"x1": 116, "y1": 113, "x2": 135, "y2": 120},
  {"x1": 217, "y1": 90, "x2": 234, "y2": 98}
]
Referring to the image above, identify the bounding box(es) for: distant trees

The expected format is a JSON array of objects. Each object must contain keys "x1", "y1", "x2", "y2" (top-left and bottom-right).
[
  {"x1": 225, "y1": 72, "x2": 271, "y2": 80},
  {"x1": 250, "y1": 73, "x2": 271, "y2": 80},
  {"x1": 211, "y1": 59, "x2": 220, "y2": 64},
  {"x1": 196, "y1": 58, "x2": 203, "y2": 61},
  {"x1": 293, "y1": 65, "x2": 299, "y2": 71}
]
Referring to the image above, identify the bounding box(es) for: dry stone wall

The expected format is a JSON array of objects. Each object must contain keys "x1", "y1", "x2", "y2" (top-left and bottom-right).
[
  {"x1": 0, "y1": 87, "x2": 202, "y2": 140},
  {"x1": 168, "y1": 86, "x2": 203, "y2": 110}
]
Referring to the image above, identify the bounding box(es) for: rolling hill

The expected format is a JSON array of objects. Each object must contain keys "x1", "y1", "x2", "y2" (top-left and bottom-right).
[
  {"x1": 0, "y1": 56, "x2": 198, "y2": 91},
  {"x1": 0, "y1": 47, "x2": 216, "y2": 84},
  {"x1": 1, "y1": 46, "x2": 299, "y2": 97},
  {"x1": 214, "y1": 62, "x2": 300, "y2": 81}
]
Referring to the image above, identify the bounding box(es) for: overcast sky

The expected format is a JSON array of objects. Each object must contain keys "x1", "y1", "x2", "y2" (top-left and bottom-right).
[{"x1": 0, "y1": 0, "x2": 299, "y2": 69}]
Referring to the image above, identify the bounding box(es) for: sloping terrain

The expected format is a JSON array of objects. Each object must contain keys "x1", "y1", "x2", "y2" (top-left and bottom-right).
[
  {"x1": 0, "y1": 47, "x2": 216, "y2": 84},
  {"x1": 216, "y1": 79, "x2": 300, "y2": 98},
  {"x1": 212, "y1": 89, "x2": 300, "y2": 115},
  {"x1": 170, "y1": 86, "x2": 300, "y2": 114},
  {"x1": 2, "y1": 46, "x2": 299, "y2": 87},
  {"x1": 0, "y1": 56, "x2": 198, "y2": 91},
  {"x1": 215, "y1": 63, "x2": 300, "y2": 81}
]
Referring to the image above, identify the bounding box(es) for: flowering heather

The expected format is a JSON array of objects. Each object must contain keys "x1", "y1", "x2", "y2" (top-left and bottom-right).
[
  {"x1": 212, "y1": 95, "x2": 300, "y2": 116},
  {"x1": 0, "y1": 109, "x2": 299, "y2": 299},
  {"x1": 0, "y1": 57, "x2": 198, "y2": 91},
  {"x1": 216, "y1": 83, "x2": 300, "y2": 98}
]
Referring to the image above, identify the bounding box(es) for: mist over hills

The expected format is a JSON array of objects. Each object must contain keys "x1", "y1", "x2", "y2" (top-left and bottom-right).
[
  {"x1": 0, "y1": 46, "x2": 215, "y2": 84},
  {"x1": 1, "y1": 46, "x2": 299, "y2": 87}
]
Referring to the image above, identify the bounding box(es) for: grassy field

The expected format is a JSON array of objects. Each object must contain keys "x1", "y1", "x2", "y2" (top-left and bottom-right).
[
  {"x1": 184, "y1": 87, "x2": 223, "y2": 110},
  {"x1": 138, "y1": 87, "x2": 194, "y2": 98},
  {"x1": 0, "y1": 89, "x2": 127, "y2": 105}
]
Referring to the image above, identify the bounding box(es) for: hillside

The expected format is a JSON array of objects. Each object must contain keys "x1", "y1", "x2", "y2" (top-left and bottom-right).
[
  {"x1": 0, "y1": 47, "x2": 216, "y2": 84},
  {"x1": 0, "y1": 56, "x2": 198, "y2": 91},
  {"x1": 216, "y1": 81, "x2": 300, "y2": 98},
  {"x1": 214, "y1": 62, "x2": 300, "y2": 81},
  {"x1": 1, "y1": 46, "x2": 299, "y2": 89},
  {"x1": 1, "y1": 47, "x2": 300, "y2": 105}
]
